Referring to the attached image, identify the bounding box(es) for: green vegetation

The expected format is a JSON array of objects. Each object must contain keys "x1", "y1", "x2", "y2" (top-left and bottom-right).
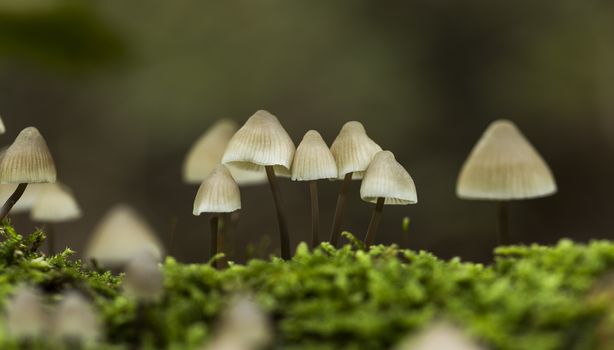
[{"x1": 2, "y1": 225, "x2": 614, "y2": 349}]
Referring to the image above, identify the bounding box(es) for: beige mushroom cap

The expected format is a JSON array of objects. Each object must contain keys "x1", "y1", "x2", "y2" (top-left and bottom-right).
[
  {"x1": 222, "y1": 110, "x2": 295, "y2": 176},
  {"x1": 85, "y1": 205, "x2": 164, "y2": 266},
  {"x1": 330, "y1": 121, "x2": 382, "y2": 180},
  {"x1": 193, "y1": 165, "x2": 241, "y2": 215},
  {"x1": 124, "y1": 252, "x2": 164, "y2": 302},
  {"x1": 0, "y1": 183, "x2": 43, "y2": 214},
  {"x1": 456, "y1": 120, "x2": 557, "y2": 200},
  {"x1": 31, "y1": 183, "x2": 82, "y2": 223},
  {"x1": 291, "y1": 130, "x2": 338, "y2": 181},
  {"x1": 0, "y1": 116, "x2": 5, "y2": 135},
  {"x1": 5, "y1": 286, "x2": 47, "y2": 340},
  {"x1": 396, "y1": 322, "x2": 484, "y2": 350},
  {"x1": 0, "y1": 127, "x2": 56, "y2": 184},
  {"x1": 53, "y1": 292, "x2": 101, "y2": 344},
  {"x1": 360, "y1": 151, "x2": 417, "y2": 205}
]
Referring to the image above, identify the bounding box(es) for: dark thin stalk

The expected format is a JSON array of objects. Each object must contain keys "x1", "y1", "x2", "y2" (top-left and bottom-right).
[
  {"x1": 0, "y1": 183, "x2": 28, "y2": 221},
  {"x1": 497, "y1": 201, "x2": 509, "y2": 245},
  {"x1": 217, "y1": 215, "x2": 226, "y2": 269},
  {"x1": 265, "y1": 166, "x2": 291, "y2": 260},
  {"x1": 329, "y1": 173, "x2": 352, "y2": 247},
  {"x1": 309, "y1": 181, "x2": 320, "y2": 248},
  {"x1": 210, "y1": 215, "x2": 219, "y2": 259},
  {"x1": 364, "y1": 197, "x2": 385, "y2": 247}
]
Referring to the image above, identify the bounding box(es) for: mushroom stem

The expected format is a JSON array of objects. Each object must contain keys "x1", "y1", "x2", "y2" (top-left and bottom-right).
[
  {"x1": 265, "y1": 166, "x2": 291, "y2": 260},
  {"x1": 364, "y1": 197, "x2": 385, "y2": 247},
  {"x1": 217, "y1": 215, "x2": 226, "y2": 269},
  {"x1": 0, "y1": 183, "x2": 28, "y2": 222},
  {"x1": 329, "y1": 172, "x2": 352, "y2": 247},
  {"x1": 210, "y1": 215, "x2": 219, "y2": 260},
  {"x1": 497, "y1": 201, "x2": 509, "y2": 245},
  {"x1": 309, "y1": 181, "x2": 320, "y2": 248}
]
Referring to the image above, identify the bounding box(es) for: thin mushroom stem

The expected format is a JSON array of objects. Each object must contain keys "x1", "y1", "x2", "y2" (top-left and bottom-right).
[
  {"x1": 0, "y1": 183, "x2": 28, "y2": 222},
  {"x1": 309, "y1": 181, "x2": 320, "y2": 248},
  {"x1": 364, "y1": 197, "x2": 385, "y2": 247},
  {"x1": 210, "y1": 215, "x2": 219, "y2": 261},
  {"x1": 265, "y1": 166, "x2": 291, "y2": 260},
  {"x1": 497, "y1": 201, "x2": 509, "y2": 245},
  {"x1": 329, "y1": 173, "x2": 352, "y2": 247},
  {"x1": 217, "y1": 215, "x2": 226, "y2": 269}
]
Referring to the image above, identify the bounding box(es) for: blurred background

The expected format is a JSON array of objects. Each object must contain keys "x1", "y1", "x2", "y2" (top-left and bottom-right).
[{"x1": 1, "y1": 0, "x2": 613, "y2": 263}]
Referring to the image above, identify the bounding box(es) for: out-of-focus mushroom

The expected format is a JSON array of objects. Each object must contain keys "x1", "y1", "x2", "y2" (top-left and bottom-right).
[{"x1": 53, "y1": 291, "x2": 101, "y2": 347}]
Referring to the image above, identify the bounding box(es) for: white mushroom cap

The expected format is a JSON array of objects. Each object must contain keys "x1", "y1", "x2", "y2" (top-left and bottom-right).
[
  {"x1": 85, "y1": 205, "x2": 164, "y2": 266},
  {"x1": 291, "y1": 130, "x2": 337, "y2": 181},
  {"x1": 330, "y1": 121, "x2": 382, "y2": 180},
  {"x1": 360, "y1": 151, "x2": 417, "y2": 205},
  {"x1": 456, "y1": 120, "x2": 557, "y2": 200},
  {"x1": 222, "y1": 110, "x2": 295, "y2": 176},
  {"x1": 217, "y1": 296, "x2": 272, "y2": 349},
  {"x1": 193, "y1": 165, "x2": 241, "y2": 215},
  {"x1": 124, "y1": 252, "x2": 164, "y2": 302},
  {"x1": 0, "y1": 183, "x2": 43, "y2": 214},
  {"x1": 5, "y1": 286, "x2": 47, "y2": 340},
  {"x1": 0, "y1": 127, "x2": 56, "y2": 184},
  {"x1": 0, "y1": 116, "x2": 5, "y2": 134},
  {"x1": 30, "y1": 183, "x2": 82, "y2": 223},
  {"x1": 53, "y1": 292, "x2": 101, "y2": 344},
  {"x1": 395, "y1": 322, "x2": 484, "y2": 350}
]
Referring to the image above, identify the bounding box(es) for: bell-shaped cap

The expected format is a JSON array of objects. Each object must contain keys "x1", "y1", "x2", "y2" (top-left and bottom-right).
[
  {"x1": 0, "y1": 183, "x2": 43, "y2": 214},
  {"x1": 291, "y1": 130, "x2": 338, "y2": 181},
  {"x1": 124, "y1": 252, "x2": 164, "y2": 302},
  {"x1": 396, "y1": 322, "x2": 484, "y2": 350},
  {"x1": 193, "y1": 165, "x2": 241, "y2": 215},
  {"x1": 5, "y1": 286, "x2": 47, "y2": 340},
  {"x1": 0, "y1": 116, "x2": 5, "y2": 134},
  {"x1": 31, "y1": 183, "x2": 82, "y2": 223},
  {"x1": 222, "y1": 110, "x2": 295, "y2": 176},
  {"x1": 0, "y1": 127, "x2": 56, "y2": 184},
  {"x1": 456, "y1": 120, "x2": 557, "y2": 200},
  {"x1": 85, "y1": 205, "x2": 164, "y2": 266},
  {"x1": 330, "y1": 121, "x2": 382, "y2": 180},
  {"x1": 217, "y1": 296, "x2": 272, "y2": 348},
  {"x1": 360, "y1": 151, "x2": 417, "y2": 205},
  {"x1": 53, "y1": 291, "x2": 101, "y2": 344}
]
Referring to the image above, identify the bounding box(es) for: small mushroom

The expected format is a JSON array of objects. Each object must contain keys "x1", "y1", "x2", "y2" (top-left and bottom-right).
[
  {"x1": 124, "y1": 252, "x2": 164, "y2": 303},
  {"x1": 215, "y1": 296, "x2": 272, "y2": 349},
  {"x1": 222, "y1": 110, "x2": 296, "y2": 259},
  {"x1": 5, "y1": 286, "x2": 47, "y2": 342},
  {"x1": 456, "y1": 120, "x2": 557, "y2": 244},
  {"x1": 291, "y1": 130, "x2": 337, "y2": 247},
  {"x1": 193, "y1": 165, "x2": 241, "y2": 267},
  {"x1": 0, "y1": 183, "x2": 43, "y2": 214},
  {"x1": 53, "y1": 291, "x2": 101, "y2": 347},
  {"x1": 329, "y1": 121, "x2": 382, "y2": 246},
  {"x1": 0, "y1": 127, "x2": 56, "y2": 221},
  {"x1": 360, "y1": 151, "x2": 417, "y2": 246},
  {"x1": 395, "y1": 322, "x2": 484, "y2": 350},
  {"x1": 0, "y1": 115, "x2": 5, "y2": 134},
  {"x1": 30, "y1": 183, "x2": 82, "y2": 254}
]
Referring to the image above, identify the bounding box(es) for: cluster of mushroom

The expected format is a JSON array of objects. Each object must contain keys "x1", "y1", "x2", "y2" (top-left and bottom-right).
[{"x1": 186, "y1": 110, "x2": 418, "y2": 261}]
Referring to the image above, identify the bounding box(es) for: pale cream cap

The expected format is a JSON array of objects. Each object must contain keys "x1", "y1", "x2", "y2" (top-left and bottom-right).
[
  {"x1": 217, "y1": 296, "x2": 272, "y2": 349},
  {"x1": 395, "y1": 322, "x2": 484, "y2": 350},
  {"x1": 360, "y1": 151, "x2": 417, "y2": 205},
  {"x1": 0, "y1": 127, "x2": 56, "y2": 184},
  {"x1": 193, "y1": 165, "x2": 241, "y2": 215},
  {"x1": 85, "y1": 205, "x2": 164, "y2": 266},
  {"x1": 291, "y1": 130, "x2": 338, "y2": 181},
  {"x1": 222, "y1": 110, "x2": 295, "y2": 176},
  {"x1": 330, "y1": 121, "x2": 382, "y2": 179},
  {"x1": 0, "y1": 116, "x2": 5, "y2": 134},
  {"x1": 31, "y1": 183, "x2": 82, "y2": 223},
  {"x1": 53, "y1": 292, "x2": 101, "y2": 343},
  {"x1": 5, "y1": 286, "x2": 47, "y2": 339},
  {"x1": 123, "y1": 252, "x2": 164, "y2": 302},
  {"x1": 0, "y1": 183, "x2": 43, "y2": 214},
  {"x1": 456, "y1": 120, "x2": 557, "y2": 200}
]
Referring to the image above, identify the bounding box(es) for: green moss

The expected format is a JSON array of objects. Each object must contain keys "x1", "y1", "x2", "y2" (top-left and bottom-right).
[{"x1": 1, "y1": 224, "x2": 614, "y2": 349}]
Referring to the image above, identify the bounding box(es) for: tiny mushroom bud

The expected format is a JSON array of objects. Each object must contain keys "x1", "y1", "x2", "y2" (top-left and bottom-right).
[
  {"x1": 291, "y1": 130, "x2": 337, "y2": 247},
  {"x1": 360, "y1": 151, "x2": 417, "y2": 246},
  {"x1": 329, "y1": 121, "x2": 382, "y2": 246},
  {"x1": 222, "y1": 110, "x2": 296, "y2": 259},
  {"x1": 124, "y1": 252, "x2": 164, "y2": 302},
  {"x1": 53, "y1": 291, "x2": 101, "y2": 346},
  {"x1": 395, "y1": 322, "x2": 484, "y2": 350},
  {"x1": 456, "y1": 120, "x2": 557, "y2": 244},
  {"x1": 0, "y1": 127, "x2": 56, "y2": 221},
  {"x1": 4, "y1": 286, "x2": 47, "y2": 341},
  {"x1": 216, "y1": 296, "x2": 272, "y2": 349}
]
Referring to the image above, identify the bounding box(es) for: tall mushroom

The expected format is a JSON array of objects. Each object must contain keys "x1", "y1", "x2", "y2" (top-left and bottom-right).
[
  {"x1": 456, "y1": 120, "x2": 557, "y2": 245},
  {"x1": 31, "y1": 183, "x2": 82, "y2": 254},
  {"x1": 53, "y1": 291, "x2": 101, "y2": 347},
  {"x1": 193, "y1": 164, "x2": 241, "y2": 267},
  {"x1": 291, "y1": 130, "x2": 337, "y2": 247},
  {"x1": 222, "y1": 110, "x2": 295, "y2": 259},
  {"x1": 360, "y1": 151, "x2": 417, "y2": 247},
  {"x1": 0, "y1": 127, "x2": 56, "y2": 221},
  {"x1": 329, "y1": 121, "x2": 382, "y2": 246}
]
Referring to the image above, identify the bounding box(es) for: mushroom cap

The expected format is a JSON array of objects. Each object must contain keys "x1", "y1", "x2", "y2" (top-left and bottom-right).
[
  {"x1": 360, "y1": 151, "x2": 417, "y2": 205},
  {"x1": 291, "y1": 130, "x2": 338, "y2": 181},
  {"x1": 0, "y1": 183, "x2": 43, "y2": 214},
  {"x1": 222, "y1": 110, "x2": 295, "y2": 176},
  {"x1": 85, "y1": 205, "x2": 164, "y2": 266},
  {"x1": 193, "y1": 165, "x2": 241, "y2": 215},
  {"x1": 31, "y1": 183, "x2": 82, "y2": 223},
  {"x1": 217, "y1": 296, "x2": 272, "y2": 348},
  {"x1": 456, "y1": 120, "x2": 557, "y2": 200},
  {"x1": 53, "y1": 292, "x2": 101, "y2": 343},
  {"x1": 124, "y1": 252, "x2": 164, "y2": 302},
  {"x1": 0, "y1": 127, "x2": 56, "y2": 184},
  {"x1": 5, "y1": 286, "x2": 47, "y2": 339},
  {"x1": 0, "y1": 116, "x2": 5, "y2": 134},
  {"x1": 330, "y1": 121, "x2": 382, "y2": 180},
  {"x1": 396, "y1": 322, "x2": 484, "y2": 350}
]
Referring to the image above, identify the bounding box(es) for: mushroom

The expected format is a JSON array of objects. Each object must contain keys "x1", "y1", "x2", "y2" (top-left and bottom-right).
[
  {"x1": 53, "y1": 291, "x2": 101, "y2": 347},
  {"x1": 222, "y1": 110, "x2": 296, "y2": 259},
  {"x1": 215, "y1": 296, "x2": 272, "y2": 349},
  {"x1": 30, "y1": 183, "x2": 82, "y2": 254},
  {"x1": 85, "y1": 204, "x2": 164, "y2": 269},
  {"x1": 329, "y1": 121, "x2": 382, "y2": 246},
  {"x1": 0, "y1": 115, "x2": 5, "y2": 134},
  {"x1": 395, "y1": 322, "x2": 484, "y2": 350},
  {"x1": 0, "y1": 183, "x2": 44, "y2": 214},
  {"x1": 0, "y1": 127, "x2": 56, "y2": 221},
  {"x1": 5, "y1": 286, "x2": 47, "y2": 342},
  {"x1": 291, "y1": 130, "x2": 337, "y2": 247},
  {"x1": 456, "y1": 120, "x2": 557, "y2": 244},
  {"x1": 360, "y1": 151, "x2": 417, "y2": 246},
  {"x1": 193, "y1": 164, "x2": 241, "y2": 267},
  {"x1": 124, "y1": 252, "x2": 164, "y2": 303}
]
